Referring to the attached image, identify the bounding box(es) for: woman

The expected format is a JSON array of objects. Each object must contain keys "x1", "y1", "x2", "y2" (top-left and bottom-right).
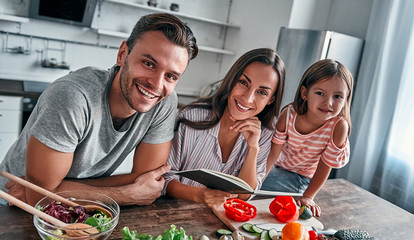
[{"x1": 163, "y1": 48, "x2": 286, "y2": 208}]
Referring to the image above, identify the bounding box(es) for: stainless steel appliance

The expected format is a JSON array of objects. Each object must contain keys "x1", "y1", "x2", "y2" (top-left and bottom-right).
[{"x1": 276, "y1": 27, "x2": 364, "y2": 108}]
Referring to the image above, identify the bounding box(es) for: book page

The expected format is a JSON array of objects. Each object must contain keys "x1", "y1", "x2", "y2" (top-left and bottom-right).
[{"x1": 205, "y1": 170, "x2": 252, "y2": 190}]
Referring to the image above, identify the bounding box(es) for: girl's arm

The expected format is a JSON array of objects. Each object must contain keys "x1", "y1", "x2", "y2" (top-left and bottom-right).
[
  {"x1": 297, "y1": 160, "x2": 332, "y2": 217},
  {"x1": 298, "y1": 118, "x2": 349, "y2": 216},
  {"x1": 165, "y1": 179, "x2": 235, "y2": 208}
]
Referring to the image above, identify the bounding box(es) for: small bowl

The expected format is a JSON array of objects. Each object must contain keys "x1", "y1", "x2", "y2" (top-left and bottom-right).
[{"x1": 34, "y1": 190, "x2": 120, "y2": 240}]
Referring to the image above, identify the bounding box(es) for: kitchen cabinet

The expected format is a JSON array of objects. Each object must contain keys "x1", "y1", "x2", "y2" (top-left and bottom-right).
[
  {"x1": 93, "y1": 0, "x2": 238, "y2": 55},
  {"x1": 0, "y1": 13, "x2": 30, "y2": 24},
  {"x1": 0, "y1": 95, "x2": 22, "y2": 163}
]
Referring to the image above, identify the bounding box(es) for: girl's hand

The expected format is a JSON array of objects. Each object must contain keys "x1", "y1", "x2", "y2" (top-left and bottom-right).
[
  {"x1": 230, "y1": 116, "x2": 261, "y2": 148},
  {"x1": 297, "y1": 196, "x2": 321, "y2": 217},
  {"x1": 200, "y1": 187, "x2": 237, "y2": 209}
]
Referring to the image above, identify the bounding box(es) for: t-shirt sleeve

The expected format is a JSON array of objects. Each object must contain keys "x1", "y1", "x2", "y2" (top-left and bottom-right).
[
  {"x1": 271, "y1": 106, "x2": 290, "y2": 145},
  {"x1": 321, "y1": 136, "x2": 350, "y2": 168},
  {"x1": 30, "y1": 81, "x2": 88, "y2": 153},
  {"x1": 142, "y1": 91, "x2": 178, "y2": 144},
  {"x1": 272, "y1": 127, "x2": 288, "y2": 144}
]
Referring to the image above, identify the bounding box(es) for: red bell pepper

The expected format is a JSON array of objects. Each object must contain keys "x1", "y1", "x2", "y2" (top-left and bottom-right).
[
  {"x1": 224, "y1": 198, "x2": 257, "y2": 222},
  {"x1": 269, "y1": 196, "x2": 299, "y2": 223}
]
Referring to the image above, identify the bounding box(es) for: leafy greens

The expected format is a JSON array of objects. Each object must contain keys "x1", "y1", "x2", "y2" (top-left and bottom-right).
[{"x1": 122, "y1": 225, "x2": 192, "y2": 240}]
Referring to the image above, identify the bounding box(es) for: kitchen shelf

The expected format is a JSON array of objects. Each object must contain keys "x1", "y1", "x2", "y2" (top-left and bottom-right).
[
  {"x1": 96, "y1": 28, "x2": 236, "y2": 55},
  {"x1": 105, "y1": 0, "x2": 240, "y2": 28},
  {"x1": 96, "y1": 29, "x2": 130, "y2": 39},
  {"x1": 0, "y1": 13, "x2": 30, "y2": 23}
]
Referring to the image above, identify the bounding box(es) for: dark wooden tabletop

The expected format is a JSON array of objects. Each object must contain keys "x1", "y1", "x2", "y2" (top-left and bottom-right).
[
  {"x1": 314, "y1": 178, "x2": 414, "y2": 239},
  {"x1": 0, "y1": 178, "x2": 413, "y2": 239}
]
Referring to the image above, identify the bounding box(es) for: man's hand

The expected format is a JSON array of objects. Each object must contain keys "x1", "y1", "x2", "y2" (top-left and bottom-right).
[
  {"x1": 5, "y1": 176, "x2": 27, "y2": 205},
  {"x1": 126, "y1": 164, "x2": 171, "y2": 205}
]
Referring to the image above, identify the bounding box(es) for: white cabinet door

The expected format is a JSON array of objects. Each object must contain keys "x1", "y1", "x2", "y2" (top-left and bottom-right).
[
  {"x1": 0, "y1": 95, "x2": 22, "y2": 162},
  {"x1": 0, "y1": 95, "x2": 22, "y2": 110},
  {"x1": 0, "y1": 110, "x2": 22, "y2": 133},
  {"x1": 0, "y1": 132, "x2": 19, "y2": 163}
]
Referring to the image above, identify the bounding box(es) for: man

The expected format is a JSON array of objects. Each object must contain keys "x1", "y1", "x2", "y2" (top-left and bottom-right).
[{"x1": 0, "y1": 13, "x2": 198, "y2": 206}]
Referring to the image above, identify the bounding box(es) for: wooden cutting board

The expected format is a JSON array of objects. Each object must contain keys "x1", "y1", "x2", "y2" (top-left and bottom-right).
[{"x1": 212, "y1": 197, "x2": 324, "y2": 239}]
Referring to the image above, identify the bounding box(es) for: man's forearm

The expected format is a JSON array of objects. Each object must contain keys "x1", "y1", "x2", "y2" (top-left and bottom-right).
[
  {"x1": 55, "y1": 180, "x2": 137, "y2": 205},
  {"x1": 69, "y1": 172, "x2": 138, "y2": 187}
]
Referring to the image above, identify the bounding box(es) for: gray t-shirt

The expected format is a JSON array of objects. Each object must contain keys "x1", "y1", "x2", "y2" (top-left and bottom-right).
[{"x1": 0, "y1": 66, "x2": 177, "y2": 204}]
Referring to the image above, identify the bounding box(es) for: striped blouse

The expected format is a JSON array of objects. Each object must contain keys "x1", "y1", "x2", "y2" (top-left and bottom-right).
[
  {"x1": 272, "y1": 105, "x2": 350, "y2": 178},
  {"x1": 162, "y1": 107, "x2": 273, "y2": 194}
]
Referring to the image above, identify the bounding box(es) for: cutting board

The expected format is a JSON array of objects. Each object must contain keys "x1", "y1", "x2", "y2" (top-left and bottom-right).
[{"x1": 212, "y1": 198, "x2": 324, "y2": 239}]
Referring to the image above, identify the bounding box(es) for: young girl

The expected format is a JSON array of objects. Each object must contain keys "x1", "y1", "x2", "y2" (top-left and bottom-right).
[
  {"x1": 163, "y1": 48, "x2": 286, "y2": 208},
  {"x1": 262, "y1": 59, "x2": 353, "y2": 217}
]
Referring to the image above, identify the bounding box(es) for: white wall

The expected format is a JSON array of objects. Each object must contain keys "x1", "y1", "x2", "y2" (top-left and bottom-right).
[
  {"x1": 220, "y1": 0, "x2": 293, "y2": 79},
  {"x1": 0, "y1": 0, "x2": 372, "y2": 96},
  {"x1": 0, "y1": 0, "x2": 233, "y2": 97},
  {"x1": 289, "y1": 0, "x2": 372, "y2": 39}
]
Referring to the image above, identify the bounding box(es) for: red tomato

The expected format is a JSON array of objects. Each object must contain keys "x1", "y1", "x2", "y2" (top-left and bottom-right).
[
  {"x1": 269, "y1": 196, "x2": 299, "y2": 223},
  {"x1": 308, "y1": 230, "x2": 318, "y2": 240}
]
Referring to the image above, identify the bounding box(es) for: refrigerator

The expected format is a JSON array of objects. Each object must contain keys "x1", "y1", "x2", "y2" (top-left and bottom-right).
[{"x1": 276, "y1": 27, "x2": 364, "y2": 108}]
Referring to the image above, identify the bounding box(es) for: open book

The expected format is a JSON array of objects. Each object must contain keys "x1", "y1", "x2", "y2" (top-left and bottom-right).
[{"x1": 176, "y1": 168, "x2": 303, "y2": 197}]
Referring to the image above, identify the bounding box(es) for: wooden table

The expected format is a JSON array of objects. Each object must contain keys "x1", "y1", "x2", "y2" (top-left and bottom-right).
[
  {"x1": 314, "y1": 178, "x2": 414, "y2": 239},
  {"x1": 0, "y1": 179, "x2": 413, "y2": 239}
]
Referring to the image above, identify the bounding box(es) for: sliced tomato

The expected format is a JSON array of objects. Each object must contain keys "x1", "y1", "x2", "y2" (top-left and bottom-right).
[{"x1": 269, "y1": 196, "x2": 299, "y2": 223}]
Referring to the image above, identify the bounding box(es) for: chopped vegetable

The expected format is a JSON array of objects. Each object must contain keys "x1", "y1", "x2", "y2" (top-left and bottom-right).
[
  {"x1": 223, "y1": 198, "x2": 257, "y2": 222},
  {"x1": 268, "y1": 196, "x2": 299, "y2": 223},
  {"x1": 216, "y1": 229, "x2": 233, "y2": 237},
  {"x1": 84, "y1": 212, "x2": 112, "y2": 232},
  {"x1": 40, "y1": 200, "x2": 112, "y2": 233},
  {"x1": 251, "y1": 225, "x2": 264, "y2": 234},
  {"x1": 259, "y1": 230, "x2": 270, "y2": 240},
  {"x1": 267, "y1": 228, "x2": 279, "y2": 240},
  {"x1": 42, "y1": 201, "x2": 90, "y2": 224},
  {"x1": 241, "y1": 223, "x2": 255, "y2": 233}
]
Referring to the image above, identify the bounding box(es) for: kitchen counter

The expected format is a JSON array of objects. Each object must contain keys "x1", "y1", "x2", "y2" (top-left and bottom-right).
[
  {"x1": 0, "y1": 79, "x2": 49, "y2": 98},
  {"x1": 0, "y1": 179, "x2": 413, "y2": 239}
]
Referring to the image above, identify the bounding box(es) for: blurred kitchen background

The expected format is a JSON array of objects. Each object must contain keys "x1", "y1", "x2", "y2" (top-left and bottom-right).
[{"x1": 0, "y1": 0, "x2": 413, "y2": 214}]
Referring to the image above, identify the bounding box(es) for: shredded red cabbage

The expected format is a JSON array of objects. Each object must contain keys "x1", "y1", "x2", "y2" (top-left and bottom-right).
[{"x1": 42, "y1": 201, "x2": 90, "y2": 223}]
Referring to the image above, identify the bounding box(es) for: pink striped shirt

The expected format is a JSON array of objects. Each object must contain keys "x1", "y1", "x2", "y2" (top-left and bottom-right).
[
  {"x1": 162, "y1": 107, "x2": 272, "y2": 194},
  {"x1": 272, "y1": 105, "x2": 349, "y2": 178}
]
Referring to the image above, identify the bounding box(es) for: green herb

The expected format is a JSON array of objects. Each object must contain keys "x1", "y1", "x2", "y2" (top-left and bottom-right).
[
  {"x1": 84, "y1": 213, "x2": 112, "y2": 232},
  {"x1": 122, "y1": 225, "x2": 192, "y2": 240}
]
